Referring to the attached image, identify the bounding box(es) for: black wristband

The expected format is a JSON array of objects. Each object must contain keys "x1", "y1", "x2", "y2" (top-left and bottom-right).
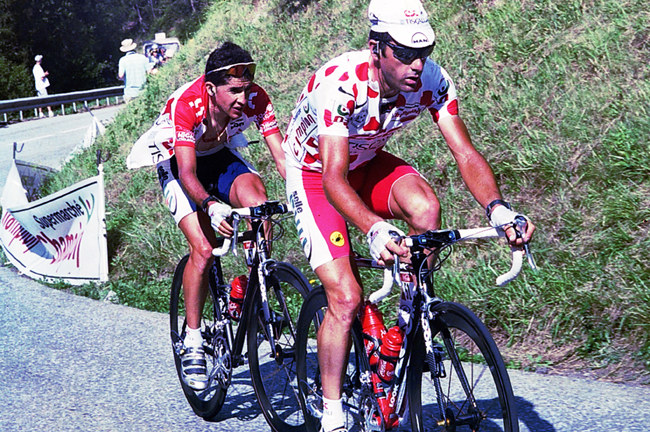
[
  {"x1": 485, "y1": 199, "x2": 511, "y2": 218},
  {"x1": 201, "y1": 195, "x2": 219, "y2": 213}
]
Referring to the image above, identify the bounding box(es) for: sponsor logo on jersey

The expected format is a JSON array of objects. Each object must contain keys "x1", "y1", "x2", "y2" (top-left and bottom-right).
[{"x1": 330, "y1": 231, "x2": 345, "y2": 247}]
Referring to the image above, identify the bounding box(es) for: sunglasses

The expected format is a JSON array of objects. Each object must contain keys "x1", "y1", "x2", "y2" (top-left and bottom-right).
[
  {"x1": 383, "y1": 41, "x2": 435, "y2": 64},
  {"x1": 206, "y1": 62, "x2": 256, "y2": 79}
]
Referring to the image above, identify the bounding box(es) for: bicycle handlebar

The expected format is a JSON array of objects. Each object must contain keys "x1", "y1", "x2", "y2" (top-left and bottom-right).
[
  {"x1": 367, "y1": 223, "x2": 536, "y2": 304},
  {"x1": 212, "y1": 201, "x2": 289, "y2": 257}
]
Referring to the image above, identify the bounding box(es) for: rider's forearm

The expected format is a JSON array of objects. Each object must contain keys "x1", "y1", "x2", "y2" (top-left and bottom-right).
[
  {"x1": 439, "y1": 115, "x2": 503, "y2": 209},
  {"x1": 457, "y1": 153, "x2": 503, "y2": 209}
]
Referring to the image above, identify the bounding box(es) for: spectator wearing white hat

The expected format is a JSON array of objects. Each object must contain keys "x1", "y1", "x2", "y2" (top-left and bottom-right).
[
  {"x1": 118, "y1": 38, "x2": 153, "y2": 103},
  {"x1": 33, "y1": 55, "x2": 53, "y2": 118}
]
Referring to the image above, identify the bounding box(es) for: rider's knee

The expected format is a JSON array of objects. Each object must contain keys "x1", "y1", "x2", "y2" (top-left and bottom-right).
[
  {"x1": 326, "y1": 281, "x2": 363, "y2": 325},
  {"x1": 406, "y1": 193, "x2": 440, "y2": 232},
  {"x1": 189, "y1": 238, "x2": 216, "y2": 269}
]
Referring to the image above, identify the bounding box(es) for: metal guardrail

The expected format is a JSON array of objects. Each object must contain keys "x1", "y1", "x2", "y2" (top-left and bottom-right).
[{"x1": 0, "y1": 86, "x2": 125, "y2": 121}]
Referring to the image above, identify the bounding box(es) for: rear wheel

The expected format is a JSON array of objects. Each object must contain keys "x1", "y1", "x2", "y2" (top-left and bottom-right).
[
  {"x1": 247, "y1": 262, "x2": 312, "y2": 432},
  {"x1": 408, "y1": 302, "x2": 519, "y2": 431},
  {"x1": 295, "y1": 286, "x2": 373, "y2": 432},
  {"x1": 170, "y1": 255, "x2": 229, "y2": 420}
]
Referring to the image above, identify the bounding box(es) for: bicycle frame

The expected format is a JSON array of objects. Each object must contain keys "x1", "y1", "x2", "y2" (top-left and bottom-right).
[
  {"x1": 209, "y1": 204, "x2": 290, "y2": 372},
  {"x1": 355, "y1": 225, "x2": 535, "y2": 428}
]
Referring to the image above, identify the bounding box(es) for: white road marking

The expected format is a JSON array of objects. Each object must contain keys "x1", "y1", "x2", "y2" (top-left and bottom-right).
[{"x1": 17, "y1": 126, "x2": 88, "y2": 143}]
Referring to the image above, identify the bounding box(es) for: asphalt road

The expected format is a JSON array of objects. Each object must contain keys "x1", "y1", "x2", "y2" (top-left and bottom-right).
[
  {"x1": 0, "y1": 105, "x2": 123, "y2": 196},
  {"x1": 1, "y1": 101, "x2": 649, "y2": 431},
  {"x1": 1, "y1": 265, "x2": 650, "y2": 432}
]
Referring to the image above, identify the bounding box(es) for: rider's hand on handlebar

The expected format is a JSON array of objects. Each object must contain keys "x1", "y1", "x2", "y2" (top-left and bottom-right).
[
  {"x1": 489, "y1": 205, "x2": 535, "y2": 246},
  {"x1": 207, "y1": 201, "x2": 234, "y2": 237},
  {"x1": 367, "y1": 221, "x2": 408, "y2": 266}
]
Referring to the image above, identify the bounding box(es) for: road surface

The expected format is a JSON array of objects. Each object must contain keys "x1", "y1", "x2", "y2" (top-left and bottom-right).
[{"x1": 0, "y1": 105, "x2": 123, "y2": 196}]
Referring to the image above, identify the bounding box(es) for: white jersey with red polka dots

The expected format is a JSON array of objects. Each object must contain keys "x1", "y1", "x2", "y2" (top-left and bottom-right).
[
  {"x1": 126, "y1": 75, "x2": 279, "y2": 168},
  {"x1": 282, "y1": 50, "x2": 459, "y2": 173}
]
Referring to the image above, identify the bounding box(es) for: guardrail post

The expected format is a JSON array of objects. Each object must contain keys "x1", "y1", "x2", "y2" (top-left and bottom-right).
[
  {"x1": 73, "y1": 102, "x2": 77, "y2": 112},
  {"x1": 61, "y1": 103, "x2": 65, "y2": 115},
  {"x1": 3, "y1": 113, "x2": 6, "y2": 123},
  {"x1": 34, "y1": 108, "x2": 37, "y2": 117},
  {"x1": 20, "y1": 111, "x2": 23, "y2": 121}
]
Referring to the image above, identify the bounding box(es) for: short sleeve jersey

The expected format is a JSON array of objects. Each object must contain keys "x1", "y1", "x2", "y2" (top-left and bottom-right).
[
  {"x1": 282, "y1": 50, "x2": 459, "y2": 172},
  {"x1": 165, "y1": 76, "x2": 280, "y2": 155}
]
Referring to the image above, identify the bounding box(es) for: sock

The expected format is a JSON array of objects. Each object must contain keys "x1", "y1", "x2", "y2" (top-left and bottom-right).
[
  {"x1": 321, "y1": 396, "x2": 344, "y2": 432},
  {"x1": 184, "y1": 326, "x2": 203, "y2": 348}
]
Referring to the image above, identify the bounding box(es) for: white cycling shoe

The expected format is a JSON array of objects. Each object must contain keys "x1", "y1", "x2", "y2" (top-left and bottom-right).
[{"x1": 180, "y1": 345, "x2": 209, "y2": 391}]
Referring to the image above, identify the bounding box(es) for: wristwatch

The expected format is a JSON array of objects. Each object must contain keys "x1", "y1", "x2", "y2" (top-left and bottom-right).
[
  {"x1": 201, "y1": 195, "x2": 219, "y2": 213},
  {"x1": 485, "y1": 199, "x2": 511, "y2": 218}
]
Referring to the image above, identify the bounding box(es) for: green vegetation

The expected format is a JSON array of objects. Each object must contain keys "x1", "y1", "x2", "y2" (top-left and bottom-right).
[{"x1": 40, "y1": 0, "x2": 650, "y2": 383}]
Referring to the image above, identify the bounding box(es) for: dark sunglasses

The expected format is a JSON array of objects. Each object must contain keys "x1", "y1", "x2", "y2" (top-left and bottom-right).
[
  {"x1": 206, "y1": 62, "x2": 256, "y2": 79},
  {"x1": 383, "y1": 41, "x2": 435, "y2": 64}
]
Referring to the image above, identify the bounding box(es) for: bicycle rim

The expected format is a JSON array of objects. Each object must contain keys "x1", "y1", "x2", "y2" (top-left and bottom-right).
[
  {"x1": 170, "y1": 255, "x2": 228, "y2": 420},
  {"x1": 408, "y1": 302, "x2": 519, "y2": 432},
  {"x1": 296, "y1": 287, "x2": 371, "y2": 432},
  {"x1": 248, "y1": 262, "x2": 311, "y2": 432}
]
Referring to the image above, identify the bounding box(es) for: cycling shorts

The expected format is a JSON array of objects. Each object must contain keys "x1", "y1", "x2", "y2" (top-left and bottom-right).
[
  {"x1": 286, "y1": 150, "x2": 421, "y2": 270},
  {"x1": 157, "y1": 148, "x2": 258, "y2": 225}
]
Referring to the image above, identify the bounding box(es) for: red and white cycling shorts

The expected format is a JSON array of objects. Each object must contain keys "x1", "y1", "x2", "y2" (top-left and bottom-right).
[{"x1": 286, "y1": 151, "x2": 421, "y2": 270}]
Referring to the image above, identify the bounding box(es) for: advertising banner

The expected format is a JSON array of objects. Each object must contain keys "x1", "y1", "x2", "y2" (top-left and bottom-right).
[{"x1": 0, "y1": 161, "x2": 109, "y2": 285}]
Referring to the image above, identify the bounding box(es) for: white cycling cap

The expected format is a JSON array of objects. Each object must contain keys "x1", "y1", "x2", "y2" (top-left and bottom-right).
[{"x1": 368, "y1": 0, "x2": 436, "y2": 48}]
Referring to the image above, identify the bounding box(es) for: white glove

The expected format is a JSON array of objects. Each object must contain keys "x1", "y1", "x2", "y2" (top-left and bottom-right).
[
  {"x1": 207, "y1": 201, "x2": 232, "y2": 232},
  {"x1": 489, "y1": 205, "x2": 522, "y2": 228},
  {"x1": 366, "y1": 221, "x2": 405, "y2": 262}
]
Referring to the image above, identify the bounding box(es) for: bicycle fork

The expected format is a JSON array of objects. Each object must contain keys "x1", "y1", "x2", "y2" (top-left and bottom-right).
[
  {"x1": 257, "y1": 260, "x2": 289, "y2": 363},
  {"x1": 421, "y1": 299, "x2": 482, "y2": 430}
]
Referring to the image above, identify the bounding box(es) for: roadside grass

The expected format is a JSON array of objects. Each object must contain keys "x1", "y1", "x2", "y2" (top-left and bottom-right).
[{"x1": 35, "y1": 0, "x2": 650, "y2": 382}]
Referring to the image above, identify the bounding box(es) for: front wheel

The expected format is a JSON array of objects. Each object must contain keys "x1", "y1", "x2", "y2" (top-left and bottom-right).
[
  {"x1": 170, "y1": 255, "x2": 228, "y2": 420},
  {"x1": 408, "y1": 302, "x2": 519, "y2": 432},
  {"x1": 247, "y1": 262, "x2": 312, "y2": 432},
  {"x1": 295, "y1": 286, "x2": 374, "y2": 432}
]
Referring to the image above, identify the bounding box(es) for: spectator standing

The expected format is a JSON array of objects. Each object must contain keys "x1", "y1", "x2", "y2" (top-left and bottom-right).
[
  {"x1": 118, "y1": 38, "x2": 152, "y2": 103},
  {"x1": 32, "y1": 55, "x2": 53, "y2": 118}
]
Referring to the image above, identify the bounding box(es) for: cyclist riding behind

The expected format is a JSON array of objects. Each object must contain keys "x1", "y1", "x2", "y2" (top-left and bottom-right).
[
  {"x1": 127, "y1": 41, "x2": 285, "y2": 391},
  {"x1": 282, "y1": 1, "x2": 535, "y2": 431}
]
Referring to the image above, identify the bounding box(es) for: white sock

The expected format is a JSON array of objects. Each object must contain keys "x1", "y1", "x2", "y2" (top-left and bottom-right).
[
  {"x1": 321, "y1": 396, "x2": 344, "y2": 431},
  {"x1": 184, "y1": 326, "x2": 203, "y2": 348}
]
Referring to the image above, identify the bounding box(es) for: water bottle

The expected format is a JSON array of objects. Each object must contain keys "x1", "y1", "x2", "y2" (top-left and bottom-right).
[
  {"x1": 228, "y1": 275, "x2": 248, "y2": 321},
  {"x1": 376, "y1": 325, "x2": 404, "y2": 428},
  {"x1": 377, "y1": 325, "x2": 403, "y2": 384},
  {"x1": 360, "y1": 301, "x2": 386, "y2": 369}
]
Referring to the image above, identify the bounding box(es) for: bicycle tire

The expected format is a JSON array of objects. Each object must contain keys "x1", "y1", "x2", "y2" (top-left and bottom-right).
[
  {"x1": 170, "y1": 255, "x2": 228, "y2": 420},
  {"x1": 295, "y1": 286, "x2": 375, "y2": 432},
  {"x1": 247, "y1": 262, "x2": 312, "y2": 432},
  {"x1": 408, "y1": 301, "x2": 519, "y2": 432}
]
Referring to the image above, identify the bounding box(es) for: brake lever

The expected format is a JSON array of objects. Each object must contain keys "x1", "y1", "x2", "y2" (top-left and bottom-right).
[
  {"x1": 389, "y1": 231, "x2": 403, "y2": 284},
  {"x1": 230, "y1": 213, "x2": 242, "y2": 257},
  {"x1": 514, "y1": 216, "x2": 537, "y2": 271}
]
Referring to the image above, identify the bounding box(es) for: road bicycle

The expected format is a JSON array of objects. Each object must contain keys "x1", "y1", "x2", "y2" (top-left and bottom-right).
[
  {"x1": 170, "y1": 200, "x2": 312, "y2": 431},
  {"x1": 296, "y1": 218, "x2": 536, "y2": 432}
]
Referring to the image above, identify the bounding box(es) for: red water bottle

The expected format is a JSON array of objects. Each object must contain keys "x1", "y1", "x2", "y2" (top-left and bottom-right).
[
  {"x1": 377, "y1": 326, "x2": 404, "y2": 384},
  {"x1": 228, "y1": 275, "x2": 248, "y2": 321},
  {"x1": 376, "y1": 325, "x2": 403, "y2": 429},
  {"x1": 360, "y1": 301, "x2": 386, "y2": 369}
]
